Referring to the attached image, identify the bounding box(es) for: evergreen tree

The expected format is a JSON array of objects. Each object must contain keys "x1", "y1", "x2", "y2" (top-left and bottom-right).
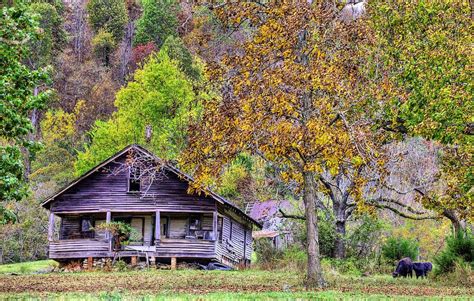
[
  {"x1": 134, "y1": 0, "x2": 178, "y2": 47},
  {"x1": 87, "y1": 0, "x2": 128, "y2": 42}
]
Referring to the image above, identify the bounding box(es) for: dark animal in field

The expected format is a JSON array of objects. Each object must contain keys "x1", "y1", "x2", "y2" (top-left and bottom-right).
[
  {"x1": 413, "y1": 262, "x2": 433, "y2": 278},
  {"x1": 392, "y1": 257, "x2": 413, "y2": 278}
]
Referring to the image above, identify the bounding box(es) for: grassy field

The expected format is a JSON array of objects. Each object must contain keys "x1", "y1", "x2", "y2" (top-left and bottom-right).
[
  {"x1": 0, "y1": 260, "x2": 58, "y2": 274},
  {"x1": 0, "y1": 261, "x2": 472, "y2": 300}
]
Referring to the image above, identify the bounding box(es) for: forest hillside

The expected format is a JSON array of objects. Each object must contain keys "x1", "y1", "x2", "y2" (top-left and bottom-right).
[{"x1": 1, "y1": 0, "x2": 473, "y2": 296}]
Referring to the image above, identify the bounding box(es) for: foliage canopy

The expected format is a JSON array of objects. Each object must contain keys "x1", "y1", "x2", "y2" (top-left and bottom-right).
[{"x1": 75, "y1": 49, "x2": 200, "y2": 174}]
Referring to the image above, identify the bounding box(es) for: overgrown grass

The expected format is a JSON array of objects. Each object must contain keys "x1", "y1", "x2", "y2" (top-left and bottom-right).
[
  {"x1": 2, "y1": 291, "x2": 473, "y2": 300},
  {"x1": 0, "y1": 260, "x2": 58, "y2": 274},
  {"x1": 0, "y1": 261, "x2": 472, "y2": 299}
]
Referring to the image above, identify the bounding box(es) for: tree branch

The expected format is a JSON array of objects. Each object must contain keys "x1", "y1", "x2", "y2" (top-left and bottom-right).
[
  {"x1": 279, "y1": 209, "x2": 306, "y2": 220},
  {"x1": 366, "y1": 200, "x2": 440, "y2": 220}
]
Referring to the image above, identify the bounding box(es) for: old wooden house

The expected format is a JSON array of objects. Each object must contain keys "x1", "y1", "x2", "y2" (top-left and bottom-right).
[{"x1": 41, "y1": 145, "x2": 261, "y2": 267}]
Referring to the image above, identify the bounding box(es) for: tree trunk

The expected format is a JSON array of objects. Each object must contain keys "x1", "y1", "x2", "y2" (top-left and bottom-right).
[
  {"x1": 334, "y1": 219, "x2": 346, "y2": 259},
  {"x1": 443, "y1": 209, "x2": 465, "y2": 235},
  {"x1": 303, "y1": 171, "x2": 326, "y2": 288}
]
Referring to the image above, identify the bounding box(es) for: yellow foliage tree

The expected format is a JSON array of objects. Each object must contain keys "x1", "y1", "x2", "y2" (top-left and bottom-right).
[{"x1": 182, "y1": 1, "x2": 382, "y2": 287}]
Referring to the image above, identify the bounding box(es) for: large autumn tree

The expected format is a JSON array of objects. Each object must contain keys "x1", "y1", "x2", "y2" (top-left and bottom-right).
[
  {"x1": 182, "y1": 1, "x2": 380, "y2": 287},
  {"x1": 366, "y1": 0, "x2": 473, "y2": 231}
]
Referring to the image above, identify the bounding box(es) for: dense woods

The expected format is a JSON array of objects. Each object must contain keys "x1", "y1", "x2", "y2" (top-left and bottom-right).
[{"x1": 0, "y1": 0, "x2": 472, "y2": 289}]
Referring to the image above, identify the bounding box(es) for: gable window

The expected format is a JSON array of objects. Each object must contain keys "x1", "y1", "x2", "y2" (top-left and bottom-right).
[{"x1": 128, "y1": 167, "x2": 141, "y2": 192}]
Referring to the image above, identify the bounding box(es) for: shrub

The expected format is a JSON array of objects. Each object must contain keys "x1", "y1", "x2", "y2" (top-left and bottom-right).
[
  {"x1": 296, "y1": 213, "x2": 336, "y2": 258},
  {"x1": 279, "y1": 245, "x2": 307, "y2": 271},
  {"x1": 434, "y1": 232, "x2": 474, "y2": 275},
  {"x1": 324, "y1": 257, "x2": 361, "y2": 276},
  {"x1": 114, "y1": 259, "x2": 128, "y2": 272},
  {"x1": 346, "y1": 214, "x2": 384, "y2": 259},
  {"x1": 254, "y1": 238, "x2": 282, "y2": 266},
  {"x1": 381, "y1": 237, "x2": 419, "y2": 262}
]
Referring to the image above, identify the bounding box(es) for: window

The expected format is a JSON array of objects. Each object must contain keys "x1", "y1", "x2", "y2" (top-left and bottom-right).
[
  {"x1": 189, "y1": 215, "x2": 201, "y2": 231},
  {"x1": 128, "y1": 167, "x2": 141, "y2": 192},
  {"x1": 217, "y1": 217, "x2": 223, "y2": 243},
  {"x1": 80, "y1": 217, "x2": 95, "y2": 238},
  {"x1": 229, "y1": 220, "x2": 233, "y2": 241}
]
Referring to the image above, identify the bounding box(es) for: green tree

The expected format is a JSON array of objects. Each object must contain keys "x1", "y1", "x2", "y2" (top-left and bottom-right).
[
  {"x1": 134, "y1": 0, "x2": 178, "y2": 47},
  {"x1": 161, "y1": 36, "x2": 202, "y2": 81},
  {"x1": 75, "y1": 49, "x2": 200, "y2": 174},
  {"x1": 92, "y1": 29, "x2": 116, "y2": 66},
  {"x1": 27, "y1": 2, "x2": 66, "y2": 68},
  {"x1": 87, "y1": 0, "x2": 128, "y2": 42},
  {"x1": 382, "y1": 237, "x2": 419, "y2": 263},
  {"x1": 0, "y1": 4, "x2": 50, "y2": 223},
  {"x1": 366, "y1": 0, "x2": 473, "y2": 229}
]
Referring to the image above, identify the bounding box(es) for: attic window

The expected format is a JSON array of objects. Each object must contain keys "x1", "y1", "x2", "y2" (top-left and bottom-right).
[{"x1": 128, "y1": 167, "x2": 141, "y2": 192}]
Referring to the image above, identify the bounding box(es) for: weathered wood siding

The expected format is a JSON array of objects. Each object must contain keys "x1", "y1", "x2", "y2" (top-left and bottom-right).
[
  {"x1": 47, "y1": 148, "x2": 257, "y2": 263},
  {"x1": 49, "y1": 239, "x2": 109, "y2": 259},
  {"x1": 50, "y1": 155, "x2": 215, "y2": 213},
  {"x1": 59, "y1": 216, "x2": 81, "y2": 239},
  {"x1": 216, "y1": 207, "x2": 253, "y2": 264},
  {"x1": 155, "y1": 239, "x2": 215, "y2": 258}
]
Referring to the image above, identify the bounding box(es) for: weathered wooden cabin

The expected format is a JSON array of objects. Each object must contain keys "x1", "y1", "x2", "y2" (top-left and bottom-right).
[{"x1": 42, "y1": 144, "x2": 261, "y2": 267}]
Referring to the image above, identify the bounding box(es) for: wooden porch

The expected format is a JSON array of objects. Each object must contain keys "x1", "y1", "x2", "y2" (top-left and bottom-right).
[{"x1": 48, "y1": 210, "x2": 219, "y2": 260}]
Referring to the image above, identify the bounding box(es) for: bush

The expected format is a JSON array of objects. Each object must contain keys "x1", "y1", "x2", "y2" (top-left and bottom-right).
[
  {"x1": 346, "y1": 214, "x2": 384, "y2": 259},
  {"x1": 434, "y1": 232, "x2": 474, "y2": 275},
  {"x1": 323, "y1": 258, "x2": 361, "y2": 276},
  {"x1": 254, "y1": 238, "x2": 282, "y2": 266},
  {"x1": 296, "y1": 213, "x2": 336, "y2": 258},
  {"x1": 114, "y1": 259, "x2": 128, "y2": 272},
  {"x1": 279, "y1": 245, "x2": 307, "y2": 271},
  {"x1": 381, "y1": 237, "x2": 419, "y2": 262}
]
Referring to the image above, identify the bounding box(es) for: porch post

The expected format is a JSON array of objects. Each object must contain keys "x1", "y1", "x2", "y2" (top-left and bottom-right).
[
  {"x1": 155, "y1": 210, "x2": 161, "y2": 242},
  {"x1": 106, "y1": 210, "x2": 111, "y2": 251},
  {"x1": 212, "y1": 211, "x2": 218, "y2": 241},
  {"x1": 48, "y1": 212, "x2": 55, "y2": 241}
]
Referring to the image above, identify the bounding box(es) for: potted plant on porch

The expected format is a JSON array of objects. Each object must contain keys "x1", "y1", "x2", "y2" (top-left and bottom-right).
[{"x1": 94, "y1": 221, "x2": 137, "y2": 250}]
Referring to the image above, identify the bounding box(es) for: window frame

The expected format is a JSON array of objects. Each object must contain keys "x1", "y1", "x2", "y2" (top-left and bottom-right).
[
  {"x1": 217, "y1": 216, "x2": 223, "y2": 243},
  {"x1": 127, "y1": 167, "x2": 141, "y2": 193},
  {"x1": 80, "y1": 217, "x2": 95, "y2": 238}
]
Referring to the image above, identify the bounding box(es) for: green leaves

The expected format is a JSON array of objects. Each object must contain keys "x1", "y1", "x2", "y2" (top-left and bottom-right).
[
  {"x1": 134, "y1": 0, "x2": 178, "y2": 47},
  {"x1": 75, "y1": 49, "x2": 201, "y2": 174},
  {"x1": 1, "y1": 4, "x2": 50, "y2": 209},
  {"x1": 367, "y1": 0, "x2": 473, "y2": 222},
  {"x1": 87, "y1": 0, "x2": 128, "y2": 42}
]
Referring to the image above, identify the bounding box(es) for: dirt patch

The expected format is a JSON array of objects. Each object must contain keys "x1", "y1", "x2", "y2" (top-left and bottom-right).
[{"x1": 0, "y1": 271, "x2": 471, "y2": 297}]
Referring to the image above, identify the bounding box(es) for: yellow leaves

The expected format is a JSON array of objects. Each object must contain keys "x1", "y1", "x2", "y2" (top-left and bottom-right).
[{"x1": 41, "y1": 101, "x2": 84, "y2": 144}]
